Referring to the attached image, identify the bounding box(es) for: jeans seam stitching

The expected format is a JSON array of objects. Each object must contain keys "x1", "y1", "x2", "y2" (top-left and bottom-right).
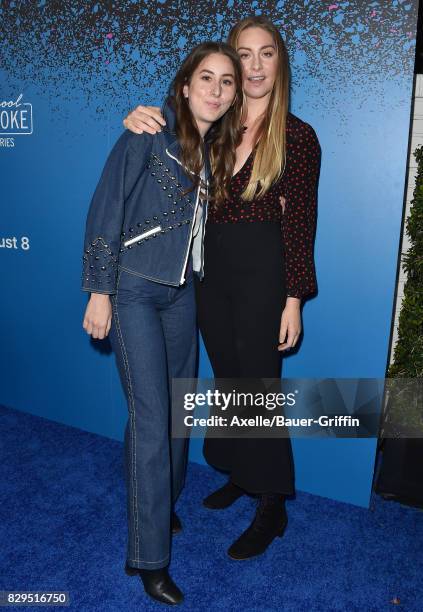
[{"x1": 112, "y1": 269, "x2": 141, "y2": 562}]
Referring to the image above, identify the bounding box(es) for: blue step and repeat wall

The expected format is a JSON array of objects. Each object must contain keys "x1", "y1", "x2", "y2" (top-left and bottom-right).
[{"x1": 1, "y1": 1, "x2": 418, "y2": 507}]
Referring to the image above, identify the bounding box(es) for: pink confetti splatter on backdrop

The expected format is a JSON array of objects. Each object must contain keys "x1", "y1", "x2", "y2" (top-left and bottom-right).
[{"x1": 0, "y1": 0, "x2": 416, "y2": 125}]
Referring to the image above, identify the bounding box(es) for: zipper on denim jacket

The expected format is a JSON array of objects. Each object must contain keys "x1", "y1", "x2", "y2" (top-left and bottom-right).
[
  {"x1": 165, "y1": 147, "x2": 208, "y2": 284},
  {"x1": 179, "y1": 183, "x2": 201, "y2": 284}
]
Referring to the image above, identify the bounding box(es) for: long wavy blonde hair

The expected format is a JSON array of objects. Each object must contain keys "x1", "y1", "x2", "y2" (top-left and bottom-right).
[{"x1": 227, "y1": 16, "x2": 290, "y2": 201}]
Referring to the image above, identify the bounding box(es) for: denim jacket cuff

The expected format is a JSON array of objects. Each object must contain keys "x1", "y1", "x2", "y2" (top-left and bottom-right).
[{"x1": 82, "y1": 236, "x2": 119, "y2": 293}]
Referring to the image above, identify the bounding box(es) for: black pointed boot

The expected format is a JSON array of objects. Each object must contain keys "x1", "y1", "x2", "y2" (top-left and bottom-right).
[
  {"x1": 227, "y1": 494, "x2": 288, "y2": 560},
  {"x1": 125, "y1": 563, "x2": 183, "y2": 605}
]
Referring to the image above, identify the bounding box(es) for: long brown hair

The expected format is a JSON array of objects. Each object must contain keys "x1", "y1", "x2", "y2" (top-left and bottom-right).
[
  {"x1": 170, "y1": 42, "x2": 243, "y2": 204},
  {"x1": 227, "y1": 16, "x2": 290, "y2": 200}
]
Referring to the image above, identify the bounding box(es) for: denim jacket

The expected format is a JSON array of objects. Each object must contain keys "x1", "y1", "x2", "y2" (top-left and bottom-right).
[{"x1": 81, "y1": 100, "x2": 209, "y2": 294}]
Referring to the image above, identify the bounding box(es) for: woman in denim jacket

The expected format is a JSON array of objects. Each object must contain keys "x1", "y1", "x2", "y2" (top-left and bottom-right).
[{"x1": 81, "y1": 42, "x2": 243, "y2": 606}]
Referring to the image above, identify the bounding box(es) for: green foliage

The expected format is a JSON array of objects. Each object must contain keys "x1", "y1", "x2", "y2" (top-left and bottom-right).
[
  {"x1": 384, "y1": 146, "x2": 423, "y2": 437},
  {"x1": 388, "y1": 145, "x2": 423, "y2": 379}
]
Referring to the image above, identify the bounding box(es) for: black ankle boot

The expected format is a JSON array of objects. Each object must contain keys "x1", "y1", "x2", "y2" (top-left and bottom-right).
[
  {"x1": 227, "y1": 494, "x2": 288, "y2": 560},
  {"x1": 203, "y1": 480, "x2": 245, "y2": 509},
  {"x1": 125, "y1": 563, "x2": 184, "y2": 605}
]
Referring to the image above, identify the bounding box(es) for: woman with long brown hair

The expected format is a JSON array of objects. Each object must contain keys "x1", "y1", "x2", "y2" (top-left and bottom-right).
[
  {"x1": 81, "y1": 42, "x2": 243, "y2": 605},
  {"x1": 124, "y1": 16, "x2": 321, "y2": 561}
]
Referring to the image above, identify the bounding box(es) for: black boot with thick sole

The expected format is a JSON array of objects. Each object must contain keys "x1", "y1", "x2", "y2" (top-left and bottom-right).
[{"x1": 227, "y1": 494, "x2": 288, "y2": 560}]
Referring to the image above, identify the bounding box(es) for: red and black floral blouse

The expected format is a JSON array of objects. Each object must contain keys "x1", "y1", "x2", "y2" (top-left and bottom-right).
[{"x1": 208, "y1": 112, "x2": 321, "y2": 300}]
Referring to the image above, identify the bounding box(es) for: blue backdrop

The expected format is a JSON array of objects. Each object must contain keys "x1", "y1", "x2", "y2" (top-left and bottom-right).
[{"x1": 0, "y1": 0, "x2": 418, "y2": 507}]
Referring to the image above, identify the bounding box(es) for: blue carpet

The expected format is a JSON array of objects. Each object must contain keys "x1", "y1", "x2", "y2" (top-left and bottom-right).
[{"x1": 1, "y1": 404, "x2": 422, "y2": 611}]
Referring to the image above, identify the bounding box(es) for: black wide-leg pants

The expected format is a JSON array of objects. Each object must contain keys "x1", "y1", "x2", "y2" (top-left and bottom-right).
[{"x1": 194, "y1": 221, "x2": 295, "y2": 495}]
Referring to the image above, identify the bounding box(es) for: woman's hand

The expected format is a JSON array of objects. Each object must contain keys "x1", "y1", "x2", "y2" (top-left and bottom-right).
[
  {"x1": 123, "y1": 105, "x2": 166, "y2": 135},
  {"x1": 278, "y1": 297, "x2": 302, "y2": 351},
  {"x1": 83, "y1": 293, "x2": 112, "y2": 340}
]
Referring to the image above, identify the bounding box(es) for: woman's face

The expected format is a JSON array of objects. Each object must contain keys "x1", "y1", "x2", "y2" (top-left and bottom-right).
[
  {"x1": 236, "y1": 27, "x2": 278, "y2": 101},
  {"x1": 183, "y1": 52, "x2": 237, "y2": 135}
]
